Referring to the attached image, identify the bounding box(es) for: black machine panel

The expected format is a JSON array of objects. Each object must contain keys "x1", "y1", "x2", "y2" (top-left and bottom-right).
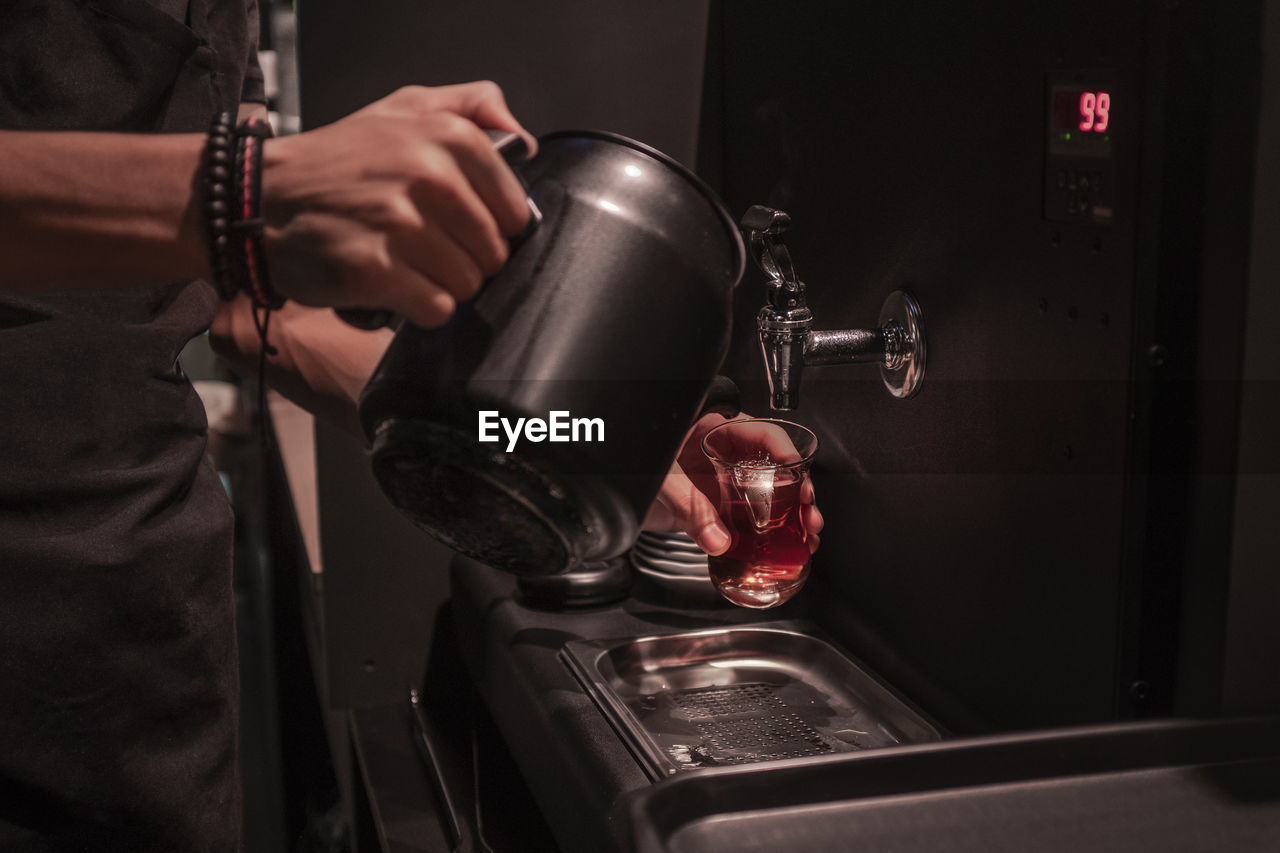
[
  {"x1": 706, "y1": 0, "x2": 1207, "y2": 731},
  {"x1": 1043, "y1": 71, "x2": 1119, "y2": 224}
]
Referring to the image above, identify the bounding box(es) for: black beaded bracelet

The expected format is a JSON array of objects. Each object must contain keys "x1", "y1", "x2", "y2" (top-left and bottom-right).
[
  {"x1": 203, "y1": 112, "x2": 237, "y2": 301},
  {"x1": 202, "y1": 112, "x2": 281, "y2": 308}
]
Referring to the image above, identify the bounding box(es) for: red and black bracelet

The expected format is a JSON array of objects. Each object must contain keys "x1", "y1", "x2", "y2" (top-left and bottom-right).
[
  {"x1": 233, "y1": 116, "x2": 280, "y2": 309},
  {"x1": 202, "y1": 112, "x2": 282, "y2": 309}
]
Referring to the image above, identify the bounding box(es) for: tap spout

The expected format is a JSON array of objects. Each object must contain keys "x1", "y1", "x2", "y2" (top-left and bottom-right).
[
  {"x1": 758, "y1": 304, "x2": 811, "y2": 412},
  {"x1": 758, "y1": 295, "x2": 925, "y2": 410},
  {"x1": 742, "y1": 206, "x2": 927, "y2": 410}
]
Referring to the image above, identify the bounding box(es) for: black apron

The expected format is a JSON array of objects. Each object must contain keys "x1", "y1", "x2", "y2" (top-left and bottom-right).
[{"x1": 0, "y1": 2, "x2": 261, "y2": 849}]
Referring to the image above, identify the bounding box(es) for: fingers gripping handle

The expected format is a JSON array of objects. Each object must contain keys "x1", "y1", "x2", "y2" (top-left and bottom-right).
[{"x1": 335, "y1": 130, "x2": 541, "y2": 330}]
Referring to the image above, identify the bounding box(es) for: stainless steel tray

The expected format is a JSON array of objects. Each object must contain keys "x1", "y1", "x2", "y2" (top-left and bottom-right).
[
  {"x1": 561, "y1": 620, "x2": 943, "y2": 780},
  {"x1": 624, "y1": 715, "x2": 1280, "y2": 853}
]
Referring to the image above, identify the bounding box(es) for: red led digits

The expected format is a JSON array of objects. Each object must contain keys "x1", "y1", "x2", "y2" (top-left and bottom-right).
[
  {"x1": 1078, "y1": 91, "x2": 1111, "y2": 133},
  {"x1": 1079, "y1": 92, "x2": 1096, "y2": 131},
  {"x1": 1094, "y1": 92, "x2": 1110, "y2": 132}
]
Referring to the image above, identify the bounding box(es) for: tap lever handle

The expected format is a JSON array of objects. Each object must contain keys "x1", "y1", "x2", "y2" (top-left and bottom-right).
[{"x1": 740, "y1": 205, "x2": 800, "y2": 290}]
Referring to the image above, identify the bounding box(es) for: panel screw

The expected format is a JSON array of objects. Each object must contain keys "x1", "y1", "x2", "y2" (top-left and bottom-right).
[
  {"x1": 1130, "y1": 680, "x2": 1151, "y2": 701},
  {"x1": 1147, "y1": 345, "x2": 1169, "y2": 368}
]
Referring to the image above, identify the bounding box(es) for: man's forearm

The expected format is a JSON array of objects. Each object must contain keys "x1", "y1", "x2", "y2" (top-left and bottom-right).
[
  {"x1": 209, "y1": 295, "x2": 394, "y2": 438},
  {"x1": 0, "y1": 130, "x2": 208, "y2": 288}
]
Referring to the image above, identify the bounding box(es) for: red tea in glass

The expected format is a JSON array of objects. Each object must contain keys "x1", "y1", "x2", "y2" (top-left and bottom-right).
[{"x1": 702, "y1": 419, "x2": 818, "y2": 609}]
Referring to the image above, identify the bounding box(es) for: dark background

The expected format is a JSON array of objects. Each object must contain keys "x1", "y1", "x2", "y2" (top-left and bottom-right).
[{"x1": 295, "y1": 0, "x2": 1278, "y2": 737}]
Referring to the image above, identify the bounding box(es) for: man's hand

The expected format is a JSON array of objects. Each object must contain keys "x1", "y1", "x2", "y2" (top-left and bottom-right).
[
  {"x1": 643, "y1": 413, "x2": 824, "y2": 556},
  {"x1": 260, "y1": 82, "x2": 536, "y2": 328}
]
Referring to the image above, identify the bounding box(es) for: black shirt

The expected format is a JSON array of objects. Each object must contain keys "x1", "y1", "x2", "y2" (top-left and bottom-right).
[{"x1": 0, "y1": 1, "x2": 264, "y2": 849}]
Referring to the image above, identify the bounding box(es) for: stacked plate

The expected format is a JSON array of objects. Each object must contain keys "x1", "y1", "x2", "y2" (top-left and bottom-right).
[{"x1": 631, "y1": 530, "x2": 721, "y2": 604}]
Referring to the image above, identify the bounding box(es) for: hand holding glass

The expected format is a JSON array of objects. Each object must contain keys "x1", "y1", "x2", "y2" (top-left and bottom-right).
[{"x1": 701, "y1": 419, "x2": 818, "y2": 608}]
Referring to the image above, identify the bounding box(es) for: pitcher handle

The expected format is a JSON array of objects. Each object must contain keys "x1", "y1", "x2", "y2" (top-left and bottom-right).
[{"x1": 335, "y1": 130, "x2": 540, "y2": 330}]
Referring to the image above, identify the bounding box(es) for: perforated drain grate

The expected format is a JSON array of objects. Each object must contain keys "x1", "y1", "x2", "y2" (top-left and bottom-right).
[
  {"x1": 672, "y1": 683, "x2": 779, "y2": 718},
  {"x1": 669, "y1": 683, "x2": 834, "y2": 765}
]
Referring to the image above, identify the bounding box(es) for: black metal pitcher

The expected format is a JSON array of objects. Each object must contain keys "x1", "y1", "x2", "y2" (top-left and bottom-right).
[{"x1": 357, "y1": 131, "x2": 745, "y2": 575}]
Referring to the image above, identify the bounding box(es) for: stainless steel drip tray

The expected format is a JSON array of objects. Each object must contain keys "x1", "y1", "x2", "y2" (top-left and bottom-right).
[{"x1": 560, "y1": 620, "x2": 943, "y2": 780}]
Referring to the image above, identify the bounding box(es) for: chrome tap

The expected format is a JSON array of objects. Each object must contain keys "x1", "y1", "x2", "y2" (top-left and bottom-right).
[{"x1": 741, "y1": 205, "x2": 927, "y2": 410}]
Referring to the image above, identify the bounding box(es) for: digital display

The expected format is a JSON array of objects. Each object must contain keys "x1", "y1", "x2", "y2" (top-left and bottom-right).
[
  {"x1": 1047, "y1": 85, "x2": 1112, "y2": 159},
  {"x1": 1051, "y1": 89, "x2": 1112, "y2": 133},
  {"x1": 1044, "y1": 75, "x2": 1116, "y2": 224}
]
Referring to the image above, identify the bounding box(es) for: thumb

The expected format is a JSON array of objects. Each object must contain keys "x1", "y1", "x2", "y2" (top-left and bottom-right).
[{"x1": 644, "y1": 463, "x2": 732, "y2": 556}]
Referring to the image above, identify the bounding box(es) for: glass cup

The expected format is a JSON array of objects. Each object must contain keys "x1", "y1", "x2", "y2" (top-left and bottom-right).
[{"x1": 701, "y1": 418, "x2": 818, "y2": 609}]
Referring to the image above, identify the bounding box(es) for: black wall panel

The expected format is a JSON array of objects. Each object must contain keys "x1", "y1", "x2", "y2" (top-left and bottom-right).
[
  {"x1": 707, "y1": 0, "x2": 1268, "y2": 731},
  {"x1": 297, "y1": 0, "x2": 711, "y2": 165}
]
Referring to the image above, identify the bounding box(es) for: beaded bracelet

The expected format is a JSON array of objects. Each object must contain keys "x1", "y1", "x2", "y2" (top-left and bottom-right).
[
  {"x1": 202, "y1": 112, "x2": 281, "y2": 309},
  {"x1": 203, "y1": 112, "x2": 237, "y2": 301}
]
